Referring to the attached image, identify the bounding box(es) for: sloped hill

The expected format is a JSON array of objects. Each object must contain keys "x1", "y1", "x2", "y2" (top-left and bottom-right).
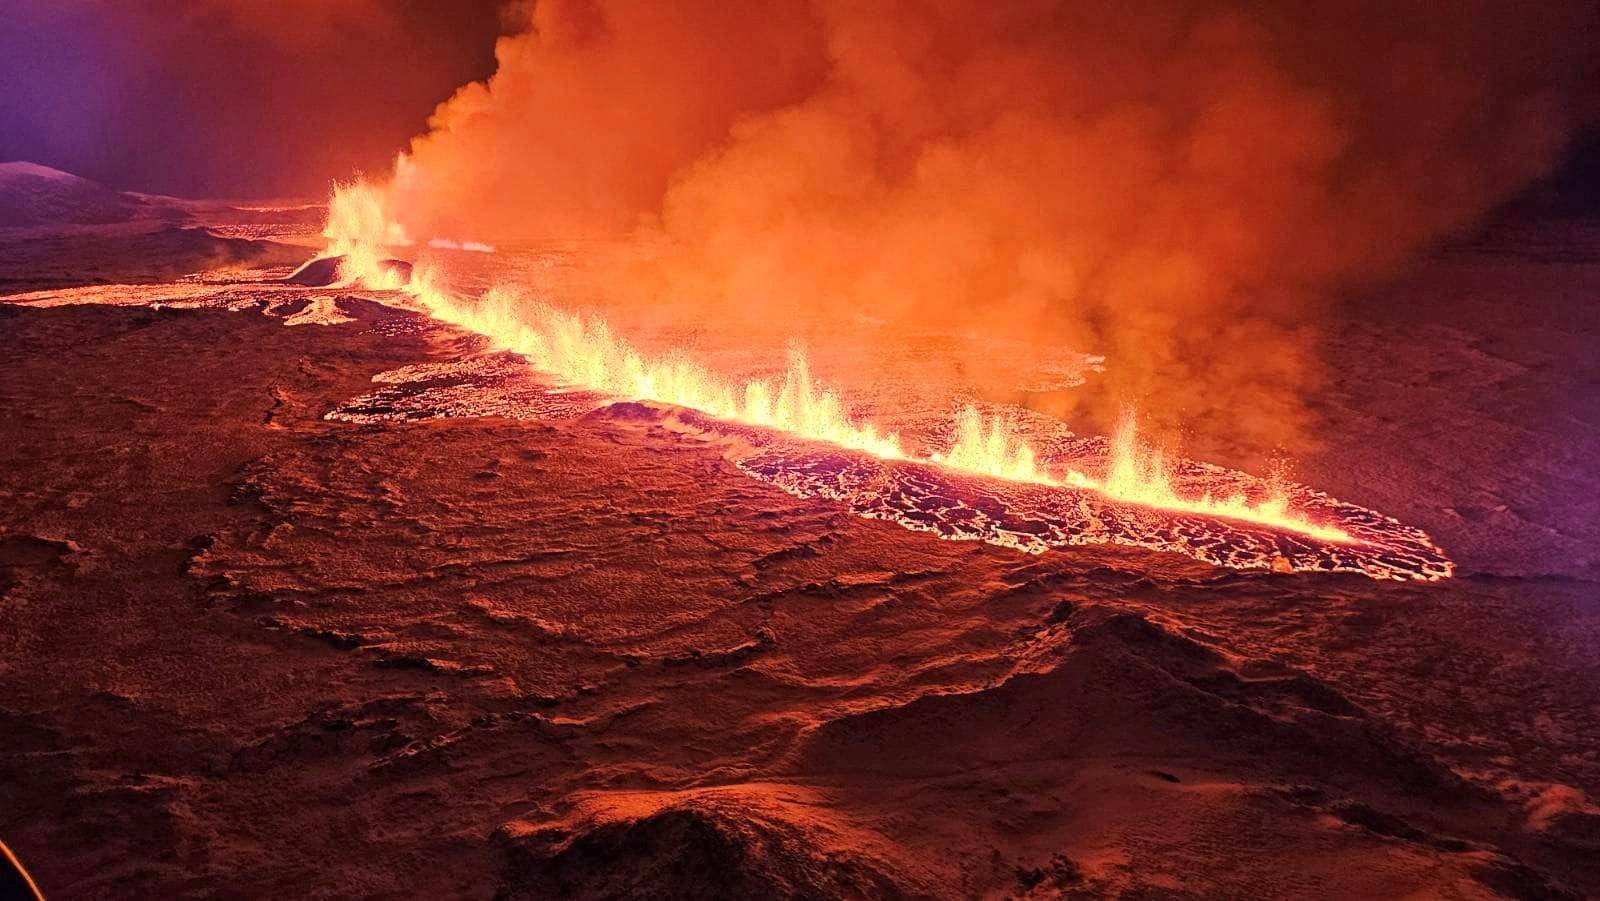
[{"x1": 0, "y1": 162, "x2": 178, "y2": 227}]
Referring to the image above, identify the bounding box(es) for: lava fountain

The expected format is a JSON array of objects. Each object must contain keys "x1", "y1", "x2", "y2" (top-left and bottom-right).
[{"x1": 318, "y1": 180, "x2": 1450, "y2": 580}]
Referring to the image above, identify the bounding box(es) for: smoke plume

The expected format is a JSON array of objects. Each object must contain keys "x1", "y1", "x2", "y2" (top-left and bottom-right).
[{"x1": 378, "y1": 0, "x2": 1599, "y2": 453}]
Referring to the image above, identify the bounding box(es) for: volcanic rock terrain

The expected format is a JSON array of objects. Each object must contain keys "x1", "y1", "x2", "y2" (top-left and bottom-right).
[
  {"x1": 0, "y1": 203, "x2": 1598, "y2": 898},
  {"x1": 0, "y1": 164, "x2": 313, "y2": 294}
]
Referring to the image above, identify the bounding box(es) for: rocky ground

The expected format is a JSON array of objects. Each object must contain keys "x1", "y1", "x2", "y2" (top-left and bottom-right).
[{"x1": 1, "y1": 208, "x2": 1598, "y2": 898}]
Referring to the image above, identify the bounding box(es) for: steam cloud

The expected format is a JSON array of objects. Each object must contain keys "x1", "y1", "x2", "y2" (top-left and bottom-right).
[{"x1": 378, "y1": 0, "x2": 1599, "y2": 453}]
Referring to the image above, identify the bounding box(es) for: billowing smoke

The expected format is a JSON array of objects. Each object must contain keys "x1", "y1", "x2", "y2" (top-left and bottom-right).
[{"x1": 378, "y1": 0, "x2": 1599, "y2": 454}]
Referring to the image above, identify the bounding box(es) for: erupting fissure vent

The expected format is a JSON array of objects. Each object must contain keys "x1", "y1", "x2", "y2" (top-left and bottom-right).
[{"x1": 317, "y1": 181, "x2": 1453, "y2": 580}]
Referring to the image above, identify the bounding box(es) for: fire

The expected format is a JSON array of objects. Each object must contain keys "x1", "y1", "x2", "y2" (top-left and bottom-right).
[{"x1": 324, "y1": 181, "x2": 1353, "y2": 546}]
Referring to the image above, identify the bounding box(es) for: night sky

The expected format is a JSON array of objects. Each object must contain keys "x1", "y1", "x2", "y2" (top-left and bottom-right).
[
  {"x1": 0, "y1": 1, "x2": 504, "y2": 198},
  {"x1": 3, "y1": 0, "x2": 1598, "y2": 212}
]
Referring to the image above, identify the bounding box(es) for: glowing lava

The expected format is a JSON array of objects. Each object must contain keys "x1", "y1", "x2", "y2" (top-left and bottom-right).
[
  {"x1": 321, "y1": 180, "x2": 1365, "y2": 549},
  {"x1": 417, "y1": 283, "x2": 905, "y2": 460},
  {"x1": 323, "y1": 179, "x2": 413, "y2": 291},
  {"x1": 936, "y1": 407, "x2": 1351, "y2": 543}
]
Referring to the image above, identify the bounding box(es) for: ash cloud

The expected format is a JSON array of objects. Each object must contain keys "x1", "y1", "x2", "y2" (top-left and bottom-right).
[{"x1": 384, "y1": 0, "x2": 1598, "y2": 452}]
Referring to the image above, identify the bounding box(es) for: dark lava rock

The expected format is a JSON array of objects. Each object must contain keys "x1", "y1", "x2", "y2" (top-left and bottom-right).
[
  {"x1": 496, "y1": 802, "x2": 905, "y2": 900},
  {"x1": 283, "y1": 255, "x2": 412, "y2": 287},
  {"x1": 583, "y1": 400, "x2": 670, "y2": 423}
]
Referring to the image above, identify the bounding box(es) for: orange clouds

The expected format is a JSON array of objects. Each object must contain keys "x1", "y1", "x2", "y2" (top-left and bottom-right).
[{"x1": 379, "y1": 0, "x2": 1600, "y2": 451}]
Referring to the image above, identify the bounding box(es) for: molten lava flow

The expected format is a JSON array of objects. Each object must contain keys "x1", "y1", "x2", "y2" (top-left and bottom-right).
[
  {"x1": 403, "y1": 272, "x2": 1346, "y2": 542},
  {"x1": 323, "y1": 179, "x2": 1353, "y2": 545},
  {"x1": 1081, "y1": 415, "x2": 1349, "y2": 542},
  {"x1": 417, "y1": 281, "x2": 905, "y2": 460},
  {"x1": 932, "y1": 406, "x2": 1349, "y2": 542}
]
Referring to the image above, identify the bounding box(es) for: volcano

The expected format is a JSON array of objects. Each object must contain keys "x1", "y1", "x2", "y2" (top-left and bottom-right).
[
  {"x1": 0, "y1": 163, "x2": 1598, "y2": 898},
  {"x1": 9, "y1": 0, "x2": 1600, "y2": 895}
]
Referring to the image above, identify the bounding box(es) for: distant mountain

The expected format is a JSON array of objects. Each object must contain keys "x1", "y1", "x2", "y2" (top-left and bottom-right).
[
  {"x1": 0, "y1": 162, "x2": 319, "y2": 293},
  {"x1": 0, "y1": 161, "x2": 183, "y2": 228}
]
